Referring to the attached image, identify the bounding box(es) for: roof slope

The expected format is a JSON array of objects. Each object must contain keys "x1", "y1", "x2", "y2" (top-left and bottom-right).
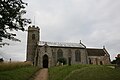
[
  {"x1": 38, "y1": 41, "x2": 85, "y2": 48},
  {"x1": 87, "y1": 48, "x2": 106, "y2": 56}
]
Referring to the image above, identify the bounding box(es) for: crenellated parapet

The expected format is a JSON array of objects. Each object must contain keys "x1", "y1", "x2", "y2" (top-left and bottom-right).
[{"x1": 28, "y1": 25, "x2": 40, "y2": 31}]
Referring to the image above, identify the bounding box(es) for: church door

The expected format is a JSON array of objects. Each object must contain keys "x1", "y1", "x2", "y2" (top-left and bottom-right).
[{"x1": 43, "y1": 54, "x2": 48, "y2": 68}]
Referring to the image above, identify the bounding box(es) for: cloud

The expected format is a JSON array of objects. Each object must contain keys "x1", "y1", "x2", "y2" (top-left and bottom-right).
[
  {"x1": 0, "y1": 31, "x2": 27, "y2": 61},
  {"x1": 1, "y1": 0, "x2": 120, "y2": 61}
]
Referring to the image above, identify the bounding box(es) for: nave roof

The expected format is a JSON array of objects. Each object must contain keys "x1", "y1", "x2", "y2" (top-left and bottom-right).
[{"x1": 38, "y1": 41, "x2": 85, "y2": 48}]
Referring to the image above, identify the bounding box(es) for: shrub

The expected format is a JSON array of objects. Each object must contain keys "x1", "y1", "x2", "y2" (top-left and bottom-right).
[
  {"x1": 57, "y1": 57, "x2": 67, "y2": 65},
  {"x1": 0, "y1": 58, "x2": 4, "y2": 62}
]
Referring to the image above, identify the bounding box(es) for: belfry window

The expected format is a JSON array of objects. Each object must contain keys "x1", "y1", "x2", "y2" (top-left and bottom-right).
[
  {"x1": 32, "y1": 34, "x2": 35, "y2": 40},
  {"x1": 75, "y1": 50, "x2": 81, "y2": 62},
  {"x1": 57, "y1": 49, "x2": 63, "y2": 59}
]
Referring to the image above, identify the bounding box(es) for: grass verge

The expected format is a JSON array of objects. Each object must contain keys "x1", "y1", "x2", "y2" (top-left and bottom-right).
[
  {"x1": 0, "y1": 66, "x2": 39, "y2": 80},
  {"x1": 0, "y1": 62, "x2": 39, "y2": 80},
  {"x1": 0, "y1": 62, "x2": 32, "y2": 71},
  {"x1": 49, "y1": 65, "x2": 120, "y2": 80},
  {"x1": 49, "y1": 64, "x2": 88, "y2": 80}
]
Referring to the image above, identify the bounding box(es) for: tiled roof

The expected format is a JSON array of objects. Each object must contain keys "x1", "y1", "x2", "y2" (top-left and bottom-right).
[
  {"x1": 87, "y1": 48, "x2": 106, "y2": 56},
  {"x1": 38, "y1": 41, "x2": 85, "y2": 48}
]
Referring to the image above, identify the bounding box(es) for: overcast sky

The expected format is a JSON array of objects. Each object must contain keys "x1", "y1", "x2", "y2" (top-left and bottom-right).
[{"x1": 0, "y1": 0, "x2": 120, "y2": 61}]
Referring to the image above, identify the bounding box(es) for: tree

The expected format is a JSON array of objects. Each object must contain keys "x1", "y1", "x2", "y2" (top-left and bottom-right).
[
  {"x1": 116, "y1": 57, "x2": 120, "y2": 67},
  {"x1": 0, "y1": 0, "x2": 31, "y2": 46},
  {"x1": 111, "y1": 59, "x2": 116, "y2": 64},
  {"x1": 57, "y1": 57, "x2": 67, "y2": 65},
  {"x1": 0, "y1": 58, "x2": 4, "y2": 62},
  {"x1": 111, "y1": 57, "x2": 120, "y2": 68}
]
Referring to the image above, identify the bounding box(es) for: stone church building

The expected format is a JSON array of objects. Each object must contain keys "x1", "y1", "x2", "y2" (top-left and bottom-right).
[{"x1": 26, "y1": 25, "x2": 110, "y2": 68}]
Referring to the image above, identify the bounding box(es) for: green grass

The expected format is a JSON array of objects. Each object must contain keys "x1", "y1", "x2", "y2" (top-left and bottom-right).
[
  {"x1": 0, "y1": 66, "x2": 39, "y2": 80},
  {"x1": 49, "y1": 65, "x2": 120, "y2": 80},
  {"x1": 49, "y1": 64, "x2": 89, "y2": 80},
  {"x1": 0, "y1": 62, "x2": 32, "y2": 71},
  {"x1": 0, "y1": 62, "x2": 39, "y2": 80}
]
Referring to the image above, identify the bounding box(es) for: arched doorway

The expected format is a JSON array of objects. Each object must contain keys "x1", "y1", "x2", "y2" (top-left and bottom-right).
[{"x1": 43, "y1": 54, "x2": 48, "y2": 68}]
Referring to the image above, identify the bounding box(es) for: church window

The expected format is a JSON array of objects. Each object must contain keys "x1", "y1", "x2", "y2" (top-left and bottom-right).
[
  {"x1": 68, "y1": 49, "x2": 72, "y2": 57},
  {"x1": 52, "y1": 49, "x2": 56, "y2": 58},
  {"x1": 89, "y1": 58, "x2": 92, "y2": 64},
  {"x1": 68, "y1": 49, "x2": 72, "y2": 65},
  {"x1": 75, "y1": 50, "x2": 81, "y2": 62},
  {"x1": 32, "y1": 34, "x2": 35, "y2": 40},
  {"x1": 57, "y1": 49, "x2": 63, "y2": 59},
  {"x1": 45, "y1": 45, "x2": 47, "y2": 52},
  {"x1": 100, "y1": 61, "x2": 103, "y2": 65}
]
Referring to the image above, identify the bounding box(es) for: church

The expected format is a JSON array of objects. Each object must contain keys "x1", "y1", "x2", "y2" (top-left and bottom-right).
[{"x1": 26, "y1": 25, "x2": 110, "y2": 68}]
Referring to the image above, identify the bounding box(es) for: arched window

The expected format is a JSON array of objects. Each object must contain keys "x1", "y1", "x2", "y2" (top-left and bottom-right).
[
  {"x1": 75, "y1": 50, "x2": 81, "y2": 62},
  {"x1": 68, "y1": 49, "x2": 72, "y2": 57},
  {"x1": 32, "y1": 34, "x2": 35, "y2": 40},
  {"x1": 68, "y1": 49, "x2": 72, "y2": 65},
  {"x1": 57, "y1": 49, "x2": 63, "y2": 59},
  {"x1": 89, "y1": 58, "x2": 92, "y2": 64}
]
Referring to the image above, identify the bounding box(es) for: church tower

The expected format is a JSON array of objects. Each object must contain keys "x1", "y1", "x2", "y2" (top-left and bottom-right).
[{"x1": 26, "y1": 25, "x2": 40, "y2": 62}]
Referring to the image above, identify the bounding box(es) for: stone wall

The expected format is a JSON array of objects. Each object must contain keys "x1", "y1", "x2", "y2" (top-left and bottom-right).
[
  {"x1": 35, "y1": 45, "x2": 88, "y2": 68},
  {"x1": 88, "y1": 56, "x2": 110, "y2": 65},
  {"x1": 26, "y1": 26, "x2": 40, "y2": 62}
]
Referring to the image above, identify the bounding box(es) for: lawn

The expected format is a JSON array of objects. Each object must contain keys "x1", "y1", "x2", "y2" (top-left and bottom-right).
[
  {"x1": 49, "y1": 64, "x2": 89, "y2": 80},
  {"x1": 0, "y1": 62, "x2": 39, "y2": 80},
  {"x1": 49, "y1": 64, "x2": 120, "y2": 80}
]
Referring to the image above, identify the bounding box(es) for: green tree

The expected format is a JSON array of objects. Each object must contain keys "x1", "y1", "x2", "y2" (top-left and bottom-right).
[
  {"x1": 116, "y1": 57, "x2": 120, "y2": 67},
  {"x1": 0, "y1": 0, "x2": 31, "y2": 46},
  {"x1": 57, "y1": 57, "x2": 67, "y2": 65},
  {"x1": 111, "y1": 57, "x2": 120, "y2": 68},
  {"x1": 111, "y1": 59, "x2": 116, "y2": 64}
]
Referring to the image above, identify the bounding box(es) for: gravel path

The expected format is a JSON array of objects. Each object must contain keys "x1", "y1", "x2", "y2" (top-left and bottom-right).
[{"x1": 34, "y1": 68, "x2": 48, "y2": 80}]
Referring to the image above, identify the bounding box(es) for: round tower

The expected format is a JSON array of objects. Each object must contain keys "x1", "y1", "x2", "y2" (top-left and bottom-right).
[{"x1": 26, "y1": 25, "x2": 40, "y2": 62}]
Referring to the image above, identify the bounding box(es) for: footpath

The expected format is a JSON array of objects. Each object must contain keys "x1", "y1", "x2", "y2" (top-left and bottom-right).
[{"x1": 31, "y1": 68, "x2": 48, "y2": 80}]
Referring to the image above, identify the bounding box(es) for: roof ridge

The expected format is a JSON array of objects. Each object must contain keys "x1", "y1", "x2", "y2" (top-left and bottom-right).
[
  {"x1": 38, "y1": 41, "x2": 85, "y2": 48},
  {"x1": 40, "y1": 41, "x2": 80, "y2": 44},
  {"x1": 86, "y1": 48, "x2": 103, "y2": 50}
]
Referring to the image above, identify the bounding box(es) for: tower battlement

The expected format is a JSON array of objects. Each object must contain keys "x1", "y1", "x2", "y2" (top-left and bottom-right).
[{"x1": 28, "y1": 25, "x2": 40, "y2": 31}]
